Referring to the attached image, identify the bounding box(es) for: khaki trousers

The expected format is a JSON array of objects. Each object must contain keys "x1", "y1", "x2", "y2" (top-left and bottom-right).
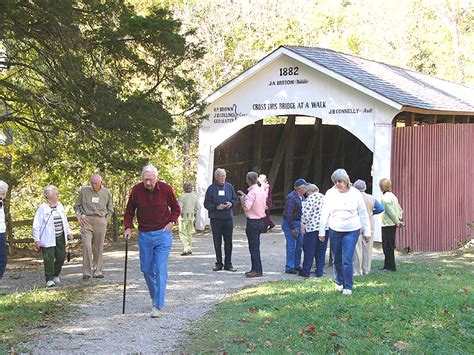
[
  {"x1": 178, "y1": 219, "x2": 194, "y2": 253},
  {"x1": 353, "y1": 232, "x2": 374, "y2": 275},
  {"x1": 81, "y1": 215, "x2": 107, "y2": 277}
]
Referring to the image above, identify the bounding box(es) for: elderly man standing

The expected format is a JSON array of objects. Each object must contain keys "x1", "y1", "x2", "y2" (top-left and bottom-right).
[
  {"x1": 282, "y1": 178, "x2": 308, "y2": 274},
  {"x1": 124, "y1": 165, "x2": 180, "y2": 318},
  {"x1": 74, "y1": 174, "x2": 114, "y2": 279},
  {"x1": 352, "y1": 179, "x2": 384, "y2": 276},
  {"x1": 238, "y1": 172, "x2": 267, "y2": 278},
  {"x1": 204, "y1": 168, "x2": 237, "y2": 272}
]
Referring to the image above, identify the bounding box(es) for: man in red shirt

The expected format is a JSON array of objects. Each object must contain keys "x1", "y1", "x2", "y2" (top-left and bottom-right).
[{"x1": 124, "y1": 165, "x2": 180, "y2": 318}]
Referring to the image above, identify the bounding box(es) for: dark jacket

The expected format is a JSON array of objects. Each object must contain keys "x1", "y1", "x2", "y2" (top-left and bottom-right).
[
  {"x1": 204, "y1": 182, "x2": 237, "y2": 220},
  {"x1": 282, "y1": 190, "x2": 304, "y2": 229}
]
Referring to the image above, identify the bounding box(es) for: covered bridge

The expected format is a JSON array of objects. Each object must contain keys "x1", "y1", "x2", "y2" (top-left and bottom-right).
[{"x1": 196, "y1": 45, "x2": 474, "y2": 251}]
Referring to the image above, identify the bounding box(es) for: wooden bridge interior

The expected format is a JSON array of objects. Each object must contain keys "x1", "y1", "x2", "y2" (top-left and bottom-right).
[{"x1": 213, "y1": 116, "x2": 373, "y2": 212}]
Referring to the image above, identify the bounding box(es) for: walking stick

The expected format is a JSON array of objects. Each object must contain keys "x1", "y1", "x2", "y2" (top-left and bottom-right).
[{"x1": 122, "y1": 237, "x2": 128, "y2": 314}]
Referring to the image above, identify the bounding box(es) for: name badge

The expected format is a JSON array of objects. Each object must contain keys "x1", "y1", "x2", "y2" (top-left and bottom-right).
[
  {"x1": 92, "y1": 197, "x2": 100, "y2": 203},
  {"x1": 52, "y1": 210, "x2": 60, "y2": 218},
  {"x1": 218, "y1": 190, "x2": 225, "y2": 196}
]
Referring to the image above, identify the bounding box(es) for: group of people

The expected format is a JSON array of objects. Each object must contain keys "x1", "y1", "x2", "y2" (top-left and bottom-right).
[
  {"x1": 0, "y1": 164, "x2": 403, "y2": 318},
  {"x1": 203, "y1": 169, "x2": 276, "y2": 277},
  {"x1": 281, "y1": 169, "x2": 403, "y2": 295},
  {"x1": 0, "y1": 175, "x2": 113, "y2": 288},
  {"x1": 204, "y1": 167, "x2": 403, "y2": 298},
  {"x1": 29, "y1": 175, "x2": 114, "y2": 288}
]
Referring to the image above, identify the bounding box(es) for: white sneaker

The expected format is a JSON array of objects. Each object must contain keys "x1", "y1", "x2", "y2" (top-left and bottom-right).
[
  {"x1": 150, "y1": 307, "x2": 160, "y2": 318},
  {"x1": 46, "y1": 280, "x2": 55, "y2": 288},
  {"x1": 53, "y1": 277, "x2": 60, "y2": 284},
  {"x1": 335, "y1": 284, "x2": 343, "y2": 292},
  {"x1": 342, "y1": 289, "x2": 352, "y2": 295}
]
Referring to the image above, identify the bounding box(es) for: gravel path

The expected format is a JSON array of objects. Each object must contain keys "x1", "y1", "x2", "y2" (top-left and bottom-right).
[{"x1": 3, "y1": 215, "x2": 387, "y2": 353}]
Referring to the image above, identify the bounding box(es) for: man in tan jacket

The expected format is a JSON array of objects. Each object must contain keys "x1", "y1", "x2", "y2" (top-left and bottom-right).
[
  {"x1": 74, "y1": 174, "x2": 114, "y2": 279},
  {"x1": 352, "y1": 179, "x2": 384, "y2": 276}
]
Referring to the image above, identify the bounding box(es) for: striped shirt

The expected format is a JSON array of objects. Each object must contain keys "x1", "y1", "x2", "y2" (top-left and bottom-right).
[{"x1": 51, "y1": 206, "x2": 64, "y2": 238}]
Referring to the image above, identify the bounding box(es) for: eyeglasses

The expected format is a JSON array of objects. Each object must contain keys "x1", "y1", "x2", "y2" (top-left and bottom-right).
[{"x1": 334, "y1": 180, "x2": 345, "y2": 184}]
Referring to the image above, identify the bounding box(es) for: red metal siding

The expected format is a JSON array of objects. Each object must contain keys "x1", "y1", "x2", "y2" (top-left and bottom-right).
[{"x1": 391, "y1": 123, "x2": 474, "y2": 252}]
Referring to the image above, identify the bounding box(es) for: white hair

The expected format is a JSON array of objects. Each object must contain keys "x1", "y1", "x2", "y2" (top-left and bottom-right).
[
  {"x1": 0, "y1": 180, "x2": 9, "y2": 195},
  {"x1": 214, "y1": 168, "x2": 226, "y2": 179},
  {"x1": 307, "y1": 184, "x2": 319, "y2": 194},
  {"x1": 44, "y1": 185, "x2": 58, "y2": 199},
  {"x1": 331, "y1": 168, "x2": 351, "y2": 185},
  {"x1": 142, "y1": 165, "x2": 158, "y2": 177}
]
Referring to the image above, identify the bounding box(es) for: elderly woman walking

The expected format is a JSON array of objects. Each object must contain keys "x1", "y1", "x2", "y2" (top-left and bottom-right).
[
  {"x1": 33, "y1": 185, "x2": 73, "y2": 287},
  {"x1": 379, "y1": 178, "x2": 403, "y2": 272},
  {"x1": 0, "y1": 181, "x2": 9, "y2": 280},
  {"x1": 319, "y1": 169, "x2": 371, "y2": 295}
]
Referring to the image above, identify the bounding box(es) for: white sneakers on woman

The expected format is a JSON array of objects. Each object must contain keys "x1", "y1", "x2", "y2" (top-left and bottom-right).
[
  {"x1": 335, "y1": 284, "x2": 353, "y2": 295},
  {"x1": 46, "y1": 280, "x2": 55, "y2": 288}
]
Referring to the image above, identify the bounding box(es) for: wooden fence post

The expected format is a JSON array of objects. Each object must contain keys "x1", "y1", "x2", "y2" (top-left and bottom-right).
[{"x1": 112, "y1": 210, "x2": 119, "y2": 242}]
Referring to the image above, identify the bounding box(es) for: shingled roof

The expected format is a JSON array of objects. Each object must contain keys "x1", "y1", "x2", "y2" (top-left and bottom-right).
[{"x1": 283, "y1": 46, "x2": 474, "y2": 113}]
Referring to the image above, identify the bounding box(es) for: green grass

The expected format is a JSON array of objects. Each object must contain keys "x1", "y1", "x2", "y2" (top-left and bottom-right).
[
  {"x1": 0, "y1": 286, "x2": 91, "y2": 352},
  {"x1": 182, "y1": 253, "x2": 473, "y2": 354}
]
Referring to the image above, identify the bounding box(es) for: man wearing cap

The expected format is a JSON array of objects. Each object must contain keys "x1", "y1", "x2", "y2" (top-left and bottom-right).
[
  {"x1": 282, "y1": 178, "x2": 308, "y2": 274},
  {"x1": 352, "y1": 179, "x2": 384, "y2": 276},
  {"x1": 74, "y1": 174, "x2": 114, "y2": 279}
]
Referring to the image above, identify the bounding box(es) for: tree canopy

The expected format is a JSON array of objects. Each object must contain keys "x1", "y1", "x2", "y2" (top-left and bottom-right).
[{"x1": 0, "y1": 0, "x2": 203, "y2": 174}]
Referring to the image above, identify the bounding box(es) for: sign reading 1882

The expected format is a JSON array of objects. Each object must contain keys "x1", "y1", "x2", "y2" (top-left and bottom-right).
[
  {"x1": 279, "y1": 67, "x2": 299, "y2": 76},
  {"x1": 269, "y1": 67, "x2": 308, "y2": 86}
]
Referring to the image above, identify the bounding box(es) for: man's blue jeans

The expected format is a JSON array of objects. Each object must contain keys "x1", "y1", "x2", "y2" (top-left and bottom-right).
[
  {"x1": 138, "y1": 230, "x2": 173, "y2": 309},
  {"x1": 0, "y1": 233, "x2": 7, "y2": 279},
  {"x1": 246, "y1": 218, "x2": 264, "y2": 273},
  {"x1": 282, "y1": 219, "x2": 303, "y2": 272},
  {"x1": 302, "y1": 231, "x2": 328, "y2": 277},
  {"x1": 328, "y1": 228, "x2": 359, "y2": 290}
]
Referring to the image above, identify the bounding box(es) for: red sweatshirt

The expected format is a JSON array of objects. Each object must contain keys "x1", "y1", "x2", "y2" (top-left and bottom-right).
[{"x1": 124, "y1": 181, "x2": 180, "y2": 231}]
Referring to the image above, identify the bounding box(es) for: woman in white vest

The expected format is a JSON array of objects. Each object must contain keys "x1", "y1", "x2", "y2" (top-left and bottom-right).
[
  {"x1": 32, "y1": 185, "x2": 73, "y2": 287},
  {"x1": 0, "y1": 180, "x2": 9, "y2": 280}
]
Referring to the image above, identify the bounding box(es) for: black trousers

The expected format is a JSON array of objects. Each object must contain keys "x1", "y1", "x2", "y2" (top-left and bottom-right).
[
  {"x1": 381, "y1": 226, "x2": 397, "y2": 271},
  {"x1": 246, "y1": 219, "x2": 264, "y2": 273},
  {"x1": 211, "y1": 218, "x2": 233, "y2": 268}
]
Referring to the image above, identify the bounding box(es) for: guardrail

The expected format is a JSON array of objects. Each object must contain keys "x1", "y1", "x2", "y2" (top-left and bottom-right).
[{"x1": 10, "y1": 213, "x2": 124, "y2": 244}]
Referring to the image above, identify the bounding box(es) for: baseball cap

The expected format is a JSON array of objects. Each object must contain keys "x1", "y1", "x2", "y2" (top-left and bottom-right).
[{"x1": 294, "y1": 178, "x2": 309, "y2": 188}]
